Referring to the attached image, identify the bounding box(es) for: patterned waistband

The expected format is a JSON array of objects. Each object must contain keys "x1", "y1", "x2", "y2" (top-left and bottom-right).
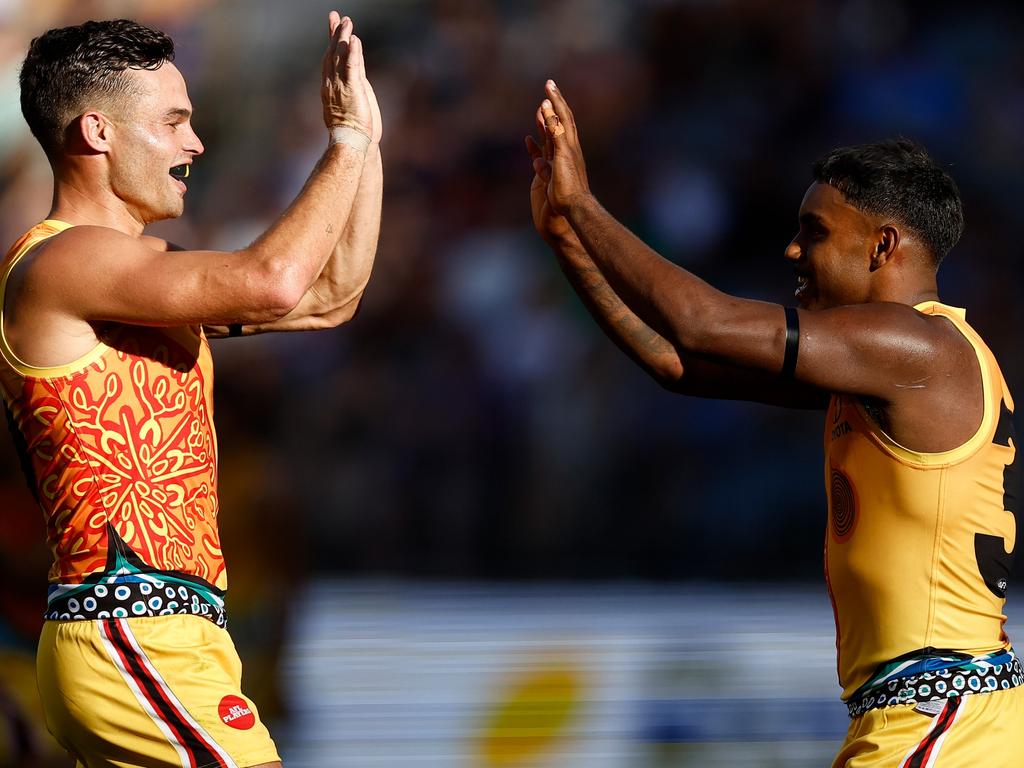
[
  {"x1": 846, "y1": 648, "x2": 1023, "y2": 718},
  {"x1": 46, "y1": 575, "x2": 226, "y2": 629}
]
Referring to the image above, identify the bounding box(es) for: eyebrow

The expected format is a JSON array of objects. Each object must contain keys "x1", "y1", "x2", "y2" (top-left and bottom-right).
[
  {"x1": 799, "y1": 212, "x2": 828, "y2": 228},
  {"x1": 162, "y1": 108, "x2": 192, "y2": 120}
]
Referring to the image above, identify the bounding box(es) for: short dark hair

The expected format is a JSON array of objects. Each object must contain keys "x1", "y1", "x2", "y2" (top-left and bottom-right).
[
  {"x1": 20, "y1": 19, "x2": 174, "y2": 158},
  {"x1": 812, "y1": 138, "x2": 964, "y2": 266}
]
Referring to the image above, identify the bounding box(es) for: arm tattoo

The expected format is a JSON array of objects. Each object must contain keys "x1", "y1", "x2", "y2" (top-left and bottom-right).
[
  {"x1": 573, "y1": 264, "x2": 674, "y2": 355},
  {"x1": 615, "y1": 314, "x2": 676, "y2": 355}
]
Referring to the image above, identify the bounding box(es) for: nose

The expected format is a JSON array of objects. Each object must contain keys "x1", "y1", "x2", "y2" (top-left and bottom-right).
[
  {"x1": 184, "y1": 123, "x2": 205, "y2": 157},
  {"x1": 784, "y1": 237, "x2": 802, "y2": 263}
]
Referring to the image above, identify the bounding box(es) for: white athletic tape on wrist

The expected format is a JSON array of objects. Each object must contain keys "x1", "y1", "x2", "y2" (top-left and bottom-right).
[{"x1": 328, "y1": 125, "x2": 371, "y2": 155}]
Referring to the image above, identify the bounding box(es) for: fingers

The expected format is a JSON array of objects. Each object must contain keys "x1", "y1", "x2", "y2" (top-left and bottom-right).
[
  {"x1": 535, "y1": 157, "x2": 551, "y2": 183},
  {"x1": 525, "y1": 134, "x2": 541, "y2": 161},
  {"x1": 323, "y1": 15, "x2": 357, "y2": 90},
  {"x1": 348, "y1": 34, "x2": 365, "y2": 79},
  {"x1": 338, "y1": 15, "x2": 353, "y2": 45},
  {"x1": 535, "y1": 105, "x2": 553, "y2": 162},
  {"x1": 541, "y1": 99, "x2": 565, "y2": 139},
  {"x1": 323, "y1": 15, "x2": 347, "y2": 84},
  {"x1": 525, "y1": 136, "x2": 552, "y2": 183},
  {"x1": 335, "y1": 20, "x2": 352, "y2": 80},
  {"x1": 544, "y1": 80, "x2": 576, "y2": 141}
]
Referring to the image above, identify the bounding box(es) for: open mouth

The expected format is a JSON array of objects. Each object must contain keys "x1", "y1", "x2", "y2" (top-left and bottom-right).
[{"x1": 169, "y1": 164, "x2": 190, "y2": 180}]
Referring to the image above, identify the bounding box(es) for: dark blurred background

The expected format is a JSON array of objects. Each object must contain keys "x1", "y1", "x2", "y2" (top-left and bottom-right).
[{"x1": 1, "y1": 1, "x2": 1022, "y2": 765}]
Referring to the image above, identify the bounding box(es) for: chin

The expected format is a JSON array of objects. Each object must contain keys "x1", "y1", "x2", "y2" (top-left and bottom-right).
[{"x1": 161, "y1": 200, "x2": 186, "y2": 220}]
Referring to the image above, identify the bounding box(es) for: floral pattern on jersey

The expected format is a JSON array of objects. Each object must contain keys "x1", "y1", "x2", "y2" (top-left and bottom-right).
[{"x1": 11, "y1": 325, "x2": 224, "y2": 588}]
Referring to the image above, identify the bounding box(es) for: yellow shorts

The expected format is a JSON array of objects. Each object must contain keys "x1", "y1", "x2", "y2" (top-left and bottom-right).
[
  {"x1": 37, "y1": 615, "x2": 280, "y2": 768},
  {"x1": 833, "y1": 685, "x2": 1024, "y2": 767}
]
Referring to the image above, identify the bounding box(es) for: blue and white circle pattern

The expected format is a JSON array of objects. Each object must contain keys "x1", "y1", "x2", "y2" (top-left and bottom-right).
[
  {"x1": 848, "y1": 655, "x2": 1024, "y2": 718},
  {"x1": 45, "y1": 578, "x2": 226, "y2": 628}
]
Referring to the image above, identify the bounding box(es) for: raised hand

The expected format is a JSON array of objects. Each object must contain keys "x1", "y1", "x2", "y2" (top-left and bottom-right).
[
  {"x1": 321, "y1": 11, "x2": 373, "y2": 141},
  {"x1": 526, "y1": 107, "x2": 573, "y2": 245},
  {"x1": 537, "y1": 80, "x2": 591, "y2": 215}
]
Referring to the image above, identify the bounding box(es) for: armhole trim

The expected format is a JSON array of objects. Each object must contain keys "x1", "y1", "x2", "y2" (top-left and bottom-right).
[{"x1": 0, "y1": 220, "x2": 110, "y2": 379}]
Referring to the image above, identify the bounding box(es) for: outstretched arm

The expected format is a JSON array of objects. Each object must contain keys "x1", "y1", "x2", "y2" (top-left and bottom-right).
[
  {"x1": 526, "y1": 104, "x2": 826, "y2": 408},
  {"x1": 22, "y1": 13, "x2": 374, "y2": 332},
  {"x1": 534, "y1": 80, "x2": 970, "y2": 413},
  {"x1": 205, "y1": 77, "x2": 384, "y2": 337},
  {"x1": 526, "y1": 115, "x2": 681, "y2": 384}
]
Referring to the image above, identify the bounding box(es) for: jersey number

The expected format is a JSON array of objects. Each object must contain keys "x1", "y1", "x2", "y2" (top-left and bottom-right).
[{"x1": 975, "y1": 400, "x2": 1020, "y2": 598}]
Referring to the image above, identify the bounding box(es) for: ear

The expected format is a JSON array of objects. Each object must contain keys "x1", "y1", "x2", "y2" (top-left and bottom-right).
[
  {"x1": 74, "y1": 111, "x2": 115, "y2": 153},
  {"x1": 869, "y1": 224, "x2": 900, "y2": 272}
]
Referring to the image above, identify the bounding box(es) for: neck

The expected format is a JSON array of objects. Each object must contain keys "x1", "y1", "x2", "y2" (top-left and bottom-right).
[
  {"x1": 903, "y1": 287, "x2": 941, "y2": 307},
  {"x1": 49, "y1": 167, "x2": 146, "y2": 237},
  {"x1": 869, "y1": 255, "x2": 940, "y2": 308}
]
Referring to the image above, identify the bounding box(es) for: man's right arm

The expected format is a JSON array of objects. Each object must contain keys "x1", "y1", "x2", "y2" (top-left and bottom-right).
[
  {"x1": 205, "y1": 77, "x2": 385, "y2": 337},
  {"x1": 548, "y1": 229, "x2": 828, "y2": 408},
  {"x1": 25, "y1": 13, "x2": 373, "y2": 330},
  {"x1": 528, "y1": 129, "x2": 827, "y2": 409}
]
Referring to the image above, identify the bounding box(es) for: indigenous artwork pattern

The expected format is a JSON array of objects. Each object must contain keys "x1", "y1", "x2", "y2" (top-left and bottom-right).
[{"x1": 0, "y1": 252, "x2": 225, "y2": 589}]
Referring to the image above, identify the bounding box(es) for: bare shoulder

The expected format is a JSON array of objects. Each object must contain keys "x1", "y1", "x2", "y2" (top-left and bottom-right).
[
  {"x1": 923, "y1": 307, "x2": 985, "y2": 375},
  {"x1": 789, "y1": 301, "x2": 977, "y2": 405},
  {"x1": 25, "y1": 225, "x2": 144, "y2": 271},
  {"x1": 19, "y1": 227, "x2": 182, "y2": 293},
  {"x1": 808, "y1": 300, "x2": 967, "y2": 354}
]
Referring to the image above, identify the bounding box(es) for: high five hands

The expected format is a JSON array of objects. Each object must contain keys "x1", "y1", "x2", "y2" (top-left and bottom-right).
[
  {"x1": 526, "y1": 80, "x2": 591, "y2": 239},
  {"x1": 321, "y1": 11, "x2": 381, "y2": 146}
]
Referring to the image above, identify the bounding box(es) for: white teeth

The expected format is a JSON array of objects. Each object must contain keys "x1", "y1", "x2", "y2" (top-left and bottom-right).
[{"x1": 794, "y1": 276, "x2": 808, "y2": 299}]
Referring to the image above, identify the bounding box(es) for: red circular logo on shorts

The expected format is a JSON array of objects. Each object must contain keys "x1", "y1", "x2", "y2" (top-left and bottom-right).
[{"x1": 218, "y1": 695, "x2": 255, "y2": 730}]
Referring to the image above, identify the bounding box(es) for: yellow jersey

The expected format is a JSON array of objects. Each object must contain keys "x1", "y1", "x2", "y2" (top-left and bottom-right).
[
  {"x1": 0, "y1": 221, "x2": 226, "y2": 622},
  {"x1": 824, "y1": 301, "x2": 1018, "y2": 698}
]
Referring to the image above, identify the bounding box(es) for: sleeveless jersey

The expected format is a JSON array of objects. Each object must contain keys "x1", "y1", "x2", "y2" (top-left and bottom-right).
[
  {"x1": 0, "y1": 221, "x2": 226, "y2": 621},
  {"x1": 824, "y1": 300, "x2": 1019, "y2": 698}
]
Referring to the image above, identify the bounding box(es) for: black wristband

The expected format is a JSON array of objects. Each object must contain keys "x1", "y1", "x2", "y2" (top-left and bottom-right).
[
  {"x1": 228, "y1": 323, "x2": 242, "y2": 338},
  {"x1": 781, "y1": 307, "x2": 799, "y2": 379}
]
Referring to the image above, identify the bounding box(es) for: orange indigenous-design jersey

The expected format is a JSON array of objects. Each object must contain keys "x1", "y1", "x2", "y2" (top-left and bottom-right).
[
  {"x1": 0, "y1": 220, "x2": 225, "y2": 591},
  {"x1": 824, "y1": 301, "x2": 1018, "y2": 699}
]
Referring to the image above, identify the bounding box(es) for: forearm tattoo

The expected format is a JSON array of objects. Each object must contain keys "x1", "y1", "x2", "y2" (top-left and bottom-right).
[{"x1": 573, "y1": 263, "x2": 675, "y2": 356}]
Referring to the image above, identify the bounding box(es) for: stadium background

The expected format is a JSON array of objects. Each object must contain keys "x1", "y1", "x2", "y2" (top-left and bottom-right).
[{"x1": 0, "y1": 0, "x2": 1021, "y2": 765}]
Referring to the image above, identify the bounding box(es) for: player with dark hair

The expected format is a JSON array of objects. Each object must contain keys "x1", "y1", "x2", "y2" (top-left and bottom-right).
[
  {"x1": 529, "y1": 82, "x2": 1021, "y2": 765},
  {"x1": 1, "y1": 12, "x2": 382, "y2": 768}
]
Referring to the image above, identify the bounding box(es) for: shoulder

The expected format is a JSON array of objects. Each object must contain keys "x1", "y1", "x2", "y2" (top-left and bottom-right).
[
  {"x1": 914, "y1": 305, "x2": 978, "y2": 357},
  {"x1": 807, "y1": 301, "x2": 955, "y2": 355},
  {"x1": 22, "y1": 226, "x2": 163, "y2": 274},
  {"x1": 29, "y1": 225, "x2": 138, "y2": 262}
]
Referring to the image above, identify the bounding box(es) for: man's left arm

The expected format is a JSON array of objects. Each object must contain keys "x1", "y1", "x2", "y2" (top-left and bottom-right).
[
  {"x1": 202, "y1": 75, "x2": 384, "y2": 338},
  {"x1": 202, "y1": 143, "x2": 382, "y2": 337}
]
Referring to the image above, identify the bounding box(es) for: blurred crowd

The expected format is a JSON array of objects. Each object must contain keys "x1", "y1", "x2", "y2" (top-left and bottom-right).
[
  {"x1": 2, "y1": 0, "x2": 1024, "y2": 736},
  {"x1": 4, "y1": 0, "x2": 1024, "y2": 583},
  {"x1": 3, "y1": 0, "x2": 1024, "y2": 763}
]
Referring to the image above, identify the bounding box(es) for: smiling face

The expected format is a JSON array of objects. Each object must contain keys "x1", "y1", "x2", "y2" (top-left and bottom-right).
[
  {"x1": 784, "y1": 182, "x2": 882, "y2": 310},
  {"x1": 106, "y1": 62, "x2": 204, "y2": 224}
]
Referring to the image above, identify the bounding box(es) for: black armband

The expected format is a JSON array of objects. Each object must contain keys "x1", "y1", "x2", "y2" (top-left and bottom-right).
[
  {"x1": 228, "y1": 324, "x2": 243, "y2": 338},
  {"x1": 781, "y1": 307, "x2": 799, "y2": 379}
]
